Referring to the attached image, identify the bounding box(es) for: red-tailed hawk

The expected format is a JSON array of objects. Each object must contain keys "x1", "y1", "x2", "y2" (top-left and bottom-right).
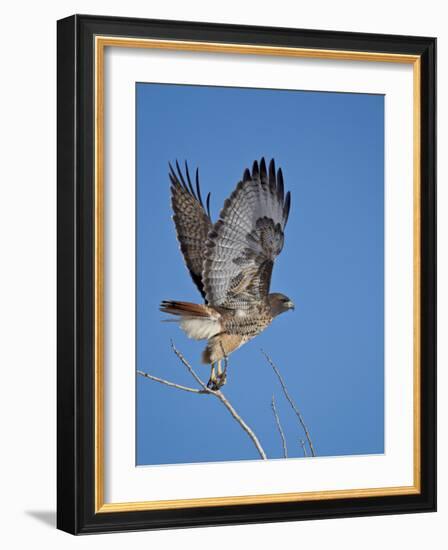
[{"x1": 161, "y1": 158, "x2": 294, "y2": 389}]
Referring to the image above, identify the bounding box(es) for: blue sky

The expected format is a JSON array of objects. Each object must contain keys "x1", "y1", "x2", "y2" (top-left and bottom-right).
[{"x1": 136, "y1": 83, "x2": 384, "y2": 466}]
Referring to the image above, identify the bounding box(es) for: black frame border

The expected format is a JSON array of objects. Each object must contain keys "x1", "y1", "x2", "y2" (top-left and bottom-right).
[{"x1": 57, "y1": 14, "x2": 436, "y2": 534}]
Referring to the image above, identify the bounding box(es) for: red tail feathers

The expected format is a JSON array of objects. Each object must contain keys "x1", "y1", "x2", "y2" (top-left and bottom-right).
[{"x1": 159, "y1": 300, "x2": 210, "y2": 318}]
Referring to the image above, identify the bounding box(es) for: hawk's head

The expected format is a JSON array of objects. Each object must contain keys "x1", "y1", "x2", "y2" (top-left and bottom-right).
[{"x1": 268, "y1": 293, "x2": 295, "y2": 317}]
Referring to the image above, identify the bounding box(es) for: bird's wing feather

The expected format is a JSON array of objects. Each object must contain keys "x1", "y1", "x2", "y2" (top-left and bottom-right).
[
  {"x1": 169, "y1": 161, "x2": 212, "y2": 299},
  {"x1": 203, "y1": 158, "x2": 291, "y2": 310}
]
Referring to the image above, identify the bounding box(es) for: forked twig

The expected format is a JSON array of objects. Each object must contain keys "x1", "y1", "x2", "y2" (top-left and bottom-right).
[
  {"x1": 262, "y1": 350, "x2": 316, "y2": 457},
  {"x1": 271, "y1": 395, "x2": 288, "y2": 458},
  {"x1": 138, "y1": 341, "x2": 267, "y2": 460}
]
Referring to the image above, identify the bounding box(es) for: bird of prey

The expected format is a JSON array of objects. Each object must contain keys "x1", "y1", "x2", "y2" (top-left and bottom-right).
[{"x1": 160, "y1": 158, "x2": 294, "y2": 389}]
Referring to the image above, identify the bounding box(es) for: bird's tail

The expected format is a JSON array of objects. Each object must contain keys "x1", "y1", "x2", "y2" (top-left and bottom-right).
[
  {"x1": 160, "y1": 300, "x2": 222, "y2": 341},
  {"x1": 160, "y1": 300, "x2": 210, "y2": 317}
]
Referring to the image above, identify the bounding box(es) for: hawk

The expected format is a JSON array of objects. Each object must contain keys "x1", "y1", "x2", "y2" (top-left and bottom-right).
[{"x1": 160, "y1": 158, "x2": 294, "y2": 389}]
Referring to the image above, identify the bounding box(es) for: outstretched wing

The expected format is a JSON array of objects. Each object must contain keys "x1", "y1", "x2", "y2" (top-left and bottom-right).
[
  {"x1": 169, "y1": 161, "x2": 212, "y2": 300},
  {"x1": 203, "y1": 158, "x2": 291, "y2": 310}
]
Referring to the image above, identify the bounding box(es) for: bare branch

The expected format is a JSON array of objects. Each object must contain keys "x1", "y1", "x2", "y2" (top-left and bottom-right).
[
  {"x1": 262, "y1": 350, "x2": 316, "y2": 457},
  {"x1": 170, "y1": 340, "x2": 209, "y2": 391},
  {"x1": 214, "y1": 389, "x2": 267, "y2": 460},
  {"x1": 271, "y1": 395, "x2": 288, "y2": 458},
  {"x1": 137, "y1": 370, "x2": 204, "y2": 394},
  {"x1": 138, "y1": 342, "x2": 267, "y2": 460},
  {"x1": 300, "y1": 439, "x2": 308, "y2": 457}
]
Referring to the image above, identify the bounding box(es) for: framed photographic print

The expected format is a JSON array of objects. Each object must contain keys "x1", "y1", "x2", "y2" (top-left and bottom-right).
[{"x1": 57, "y1": 14, "x2": 436, "y2": 534}]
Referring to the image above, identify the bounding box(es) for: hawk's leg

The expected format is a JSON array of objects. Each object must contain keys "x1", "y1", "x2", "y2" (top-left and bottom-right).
[
  {"x1": 207, "y1": 364, "x2": 217, "y2": 390},
  {"x1": 206, "y1": 361, "x2": 227, "y2": 390},
  {"x1": 215, "y1": 360, "x2": 227, "y2": 388}
]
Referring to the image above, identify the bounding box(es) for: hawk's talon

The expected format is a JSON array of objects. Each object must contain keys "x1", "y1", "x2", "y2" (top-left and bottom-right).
[
  {"x1": 206, "y1": 378, "x2": 217, "y2": 390},
  {"x1": 206, "y1": 372, "x2": 226, "y2": 391},
  {"x1": 215, "y1": 372, "x2": 227, "y2": 389}
]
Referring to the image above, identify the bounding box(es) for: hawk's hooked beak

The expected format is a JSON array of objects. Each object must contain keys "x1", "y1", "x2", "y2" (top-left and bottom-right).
[{"x1": 287, "y1": 300, "x2": 295, "y2": 311}]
